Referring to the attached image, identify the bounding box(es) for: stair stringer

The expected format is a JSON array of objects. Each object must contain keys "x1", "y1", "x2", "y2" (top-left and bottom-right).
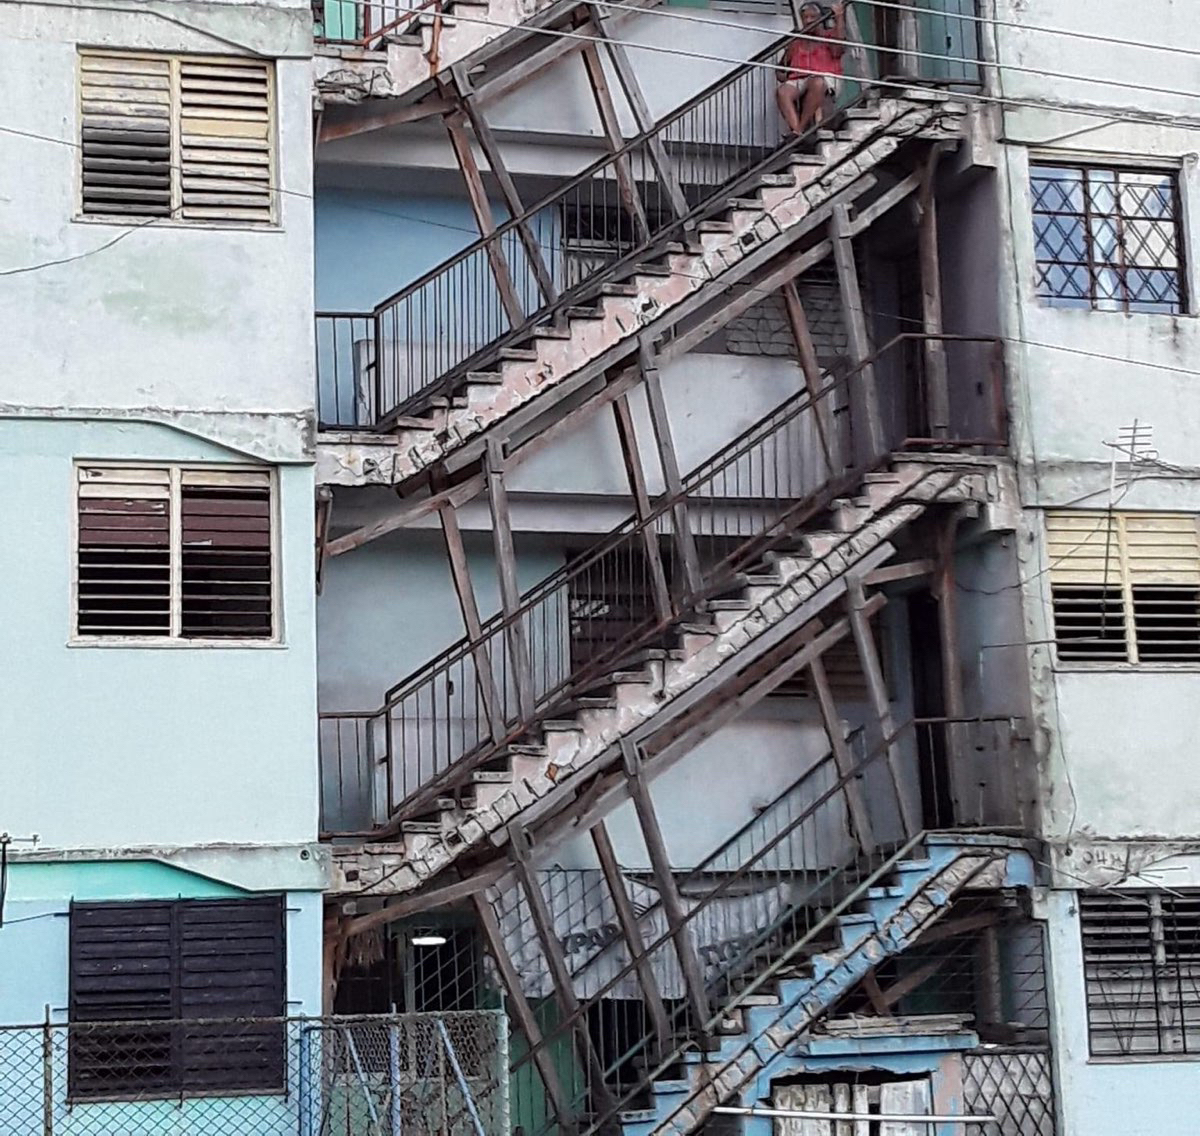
[
  {"x1": 631, "y1": 842, "x2": 1027, "y2": 1136},
  {"x1": 329, "y1": 461, "x2": 991, "y2": 895},
  {"x1": 316, "y1": 95, "x2": 964, "y2": 488}
]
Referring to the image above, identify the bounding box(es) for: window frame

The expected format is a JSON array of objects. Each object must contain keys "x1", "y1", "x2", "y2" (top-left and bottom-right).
[
  {"x1": 1029, "y1": 159, "x2": 1188, "y2": 316},
  {"x1": 74, "y1": 49, "x2": 278, "y2": 229},
  {"x1": 70, "y1": 461, "x2": 282, "y2": 647},
  {"x1": 1045, "y1": 509, "x2": 1200, "y2": 670}
]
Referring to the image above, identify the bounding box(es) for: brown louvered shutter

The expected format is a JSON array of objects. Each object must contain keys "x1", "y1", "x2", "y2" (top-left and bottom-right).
[
  {"x1": 77, "y1": 468, "x2": 172, "y2": 636},
  {"x1": 79, "y1": 54, "x2": 173, "y2": 217},
  {"x1": 178, "y1": 59, "x2": 274, "y2": 222},
  {"x1": 180, "y1": 470, "x2": 273, "y2": 639}
]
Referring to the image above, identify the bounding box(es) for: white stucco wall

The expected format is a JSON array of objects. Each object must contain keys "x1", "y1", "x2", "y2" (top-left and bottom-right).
[{"x1": 0, "y1": 0, "x2": 315, "y2": 463}]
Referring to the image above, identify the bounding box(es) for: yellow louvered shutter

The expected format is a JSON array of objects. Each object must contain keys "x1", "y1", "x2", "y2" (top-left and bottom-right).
[
  {"x1": 79, "y1": 54, "x2": 173, "y2": 216},
  {"x1": 178, "y1": 58, "x2": 274, "y2": 222}
]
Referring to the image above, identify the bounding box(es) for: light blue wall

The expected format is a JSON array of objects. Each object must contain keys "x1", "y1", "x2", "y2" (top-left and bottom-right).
[{"x1": 0, "y1": 418, "x2": 318, "y2": 851}]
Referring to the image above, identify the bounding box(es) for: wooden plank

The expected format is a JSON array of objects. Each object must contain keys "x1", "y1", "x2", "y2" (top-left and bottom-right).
[
  {"x1": 444, "y1": 112, "x2": 526, "y2": 327},
  {"x1": 918, "y1": 148, "x2": 949, "y2": 438},
  {"x1": 782, "y1": 279, "x2": 838, "y2": 476},
  {"x1": 894, "y1": 0, "x2": 921, "y2": 80},
  {"x1": 316, "y1": 97, "x2": 453, "y2": 144},
  {"x1": 473, "y1": 892, "x2": 573, "y2": 1127},
  {"x1": 611, "y1": 393, "x2": 673, "y2": 621},
  {"x1": 580, "y1": 41, "x2": 650, "y2": 241},
  {"x1": 831, "y1": 204, "x2": 883, "y2": 459},
  {"x1": 341, "y1": 863, "x2": 510, "y2": 939},
  {"x1": 846, "y1": 575, "x2": 919, "y2": 837},
  {"x1": 621, "y1": 739, "x2": 711, "y2": 1029},
  {"x1": 640, "y1": 343, "x2": 702, "y2": 593},
  {"x1": 439, "y1": 502, "x2": 505, "y2": 743},
  {"x1": 485, "y1": 438, "x2": 536, "y2": 719},
  {"x1": 845, "y1": 171, "x2": 922, "y2": 237},
  {"x1": 590, "y1": 820, "x2": 673, "y2": 1054},
  {"x1": 453, "y1": 66, "x2": 558, "y2": 306}
]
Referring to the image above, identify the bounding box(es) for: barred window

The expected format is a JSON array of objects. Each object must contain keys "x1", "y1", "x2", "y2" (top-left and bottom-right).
[
  {"x1": 69, "y1": 897, "x2": 286, "y2": 1098},
  {"x1": 1030, "y1": 164, "x2": 1185, "y2": 314},
  {"x1": 1046, "y1": 510, "x2": 1200, "y2": 664},
  {"x1": 79, "y1": 52, "x2": 275, "y2": 224},
  {"x1": 1081, "y1": 890, "x2": 1200, "y2": 1057},
  {"x1": 76, "y1": 465, "x2": 275, "y2": 641}
]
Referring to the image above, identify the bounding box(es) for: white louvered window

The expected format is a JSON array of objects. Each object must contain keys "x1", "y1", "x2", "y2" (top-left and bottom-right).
[
  {"x1": 1046, "y1": 510, "x2": 1200, "y2": 664},
  {"x1": 76, "y1": 466, "x2": 276, "y2": 641},
  {"x1": 79, "y1": 52, "x2": 275, "y2": 224}
]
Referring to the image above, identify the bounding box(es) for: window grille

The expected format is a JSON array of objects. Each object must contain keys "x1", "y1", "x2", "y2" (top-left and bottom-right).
[
  {"x1": 1046, "y1": 510, "x2": 1200, "y2": 664},
  {"x1": 76, "y1": 465, "x2": 275, "y2": 641},
  {"x1": 79, "y1": 52, "x2": 274, "y2": 223},
  {"x1": 1081, "y1": 889, "x2": 1200, "y2": 1057},
  {"x1": 1030, "y1": 163, "x2": 1185, "y2": 314},
  {"x1": 68, "y1": 897, "x2": 286, "y2": 1097}
]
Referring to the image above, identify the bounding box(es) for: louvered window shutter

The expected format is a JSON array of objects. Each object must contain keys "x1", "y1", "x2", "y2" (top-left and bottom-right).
[
  {"x1": 79, "y1": 54, "x2": 173, "y2": 217},
  {"x1": 1123, "y1": 513, "x2": 1200, "y2": 661},
  {"x1": 178, "y1": 59, "x2": 274, "y2": 222}
]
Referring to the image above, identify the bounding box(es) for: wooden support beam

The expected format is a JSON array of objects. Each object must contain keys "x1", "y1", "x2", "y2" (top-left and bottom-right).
[
  {"x1": 444, "y1": 112, "x2": 526, "y2": 327},
  {"x1": 590, "y1": 820, "x2": 673, "y2": 1054},
  {"x1": 622, "y1": 740, "x2": 710, "y2": 1029},
  {"x1": 917, "y1": 147, "x2": 949, "y2": 438},
  {"x1": 808, "y1": 654, "x2": 876, "y2": 854},
  {"x1": 509, "y1": 825, "x2": 619, "y2": 1119},
  {"x1": 340, "y1": 861, "x2": 510, "y2": 939},
  {"x1": 863, "y1": 559, "x2": 934, "y2": 587},
  {"x1": 485, "y1": 439, "x2": 536, "y2": 719},
  {"x1": 846, "y1": 575, "x2": 919, "y2": 837},
  {"x1": 831, "y1": 204, "x2": 884, "y2": 460},
  {"x1": 611, "y1": 393, "x2": 674, "y2": 621},
  {"x1": 861, "y1": 972, "x2": 893, "y2": 1017},
  {"x1": 587, "y1": 6, "x2": 689, "y2": 221},
  {"x1": 894, "y1": 0, "x2": 921, "y2": 79},
  {"x1": 845, "y1": 171, "x2": 922, "y2": 237},
  {"x1": 317, "y1": 97, "x2": 453, "y2": 144},
  {"x1": 639, "y1": 342, "x2": 702, "y2": 593},
  {"x1": 781, "y1": 280, "x2": 838, "y2": 477},
  {"x1": 474, "y1": 892, "x2": 574, "y2": 1127},
  {"x1": 933, "y1": 512, "x2": 968, "y2": 824},
  {"x1": 580, "y1": 41, "x2": 651, "y2": 241},
  {"x1": 452, "y1": 66, "x2": 558, "y2": 306},
  {"x1": 315, "y1": 488, "x2": 333, "y2": 595},
  {"x1": 439, "y1": 501, "x2": 505, "y2": 743},
  {"x1": 916, "y1": 908, "x2": 1003, "y2": 947}
]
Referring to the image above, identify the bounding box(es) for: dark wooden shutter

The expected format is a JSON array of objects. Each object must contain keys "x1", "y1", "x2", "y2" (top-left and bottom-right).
[
  {"x1": 77, "y1": 468, "x2": 172, "y2": 637},
  {"x1": 79, "y1": 54, "x2": 173, "y2": 217},
  {"x1": 180, "y1": 471, "x2": 273, "y2": 639}
]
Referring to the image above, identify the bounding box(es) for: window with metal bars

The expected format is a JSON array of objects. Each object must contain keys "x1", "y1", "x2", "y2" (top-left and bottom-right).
[
  {"x1": 1080, "y1": 889, "x2": 1200, "y2": 1057},
  {"x1": 76, "y1": 465, "x2": 275, "y2": 641},
  {"x1": 1030, "y1": 163, "x2": 1185, "y2": 314},
  {"x1": 1046, "y1": 510, "x2": 1200, "y2": 664},
  {"x1": 68, "y1": 896, "x2": 286, "y2": 1098},
  {"x1": 78, "y1": 51, "x2": 274, "y2": 223}
]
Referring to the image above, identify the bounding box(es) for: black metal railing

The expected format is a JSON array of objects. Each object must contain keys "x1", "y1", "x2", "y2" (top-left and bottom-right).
[{"x1": 318, "y1": 334, "x2": 1006, "y2": 834}]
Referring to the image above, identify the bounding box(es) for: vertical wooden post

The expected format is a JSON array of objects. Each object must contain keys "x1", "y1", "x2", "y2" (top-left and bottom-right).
[
  {"x1": 509, "y1": 826, "x2": 619, "y2": 1119},
  {"x1": 444, "y1": 112, "x2": 526, "y2": 327},
  {"x1": 580, "y1": 42, "x2": 651, "y2": 242},
  {"x1": 933, "y1": 512, "x2": 968, "y2": 823},
  {"x1": 590, "y1": 820, "x2": 673, "y2": 1055},
  {"x1": 781, "y1": 279, "x2": 838, "y2": 476},
  {"x1": 831, "y1": 204, "x2": 884, "y2": 460},
  {"x1": 587, "y1": 8, "x2": 689, "y2": 222},
  {"x1": 808, "y1": 654, "x2": 876, "y2": 853},
  {"x1": 473, "y1": 893, "x2": 574, "y2": 1128},
  {"x1": 845, "y1": 576, "x2": 919, "y2": 837},
  {"x1": 438, "y1": 501, "x2": 505, "y2": 743},
  {"x1": 621, "y1": 739, "x2": 711, "y2": 1030},
  {"x1": 895, "y1": 0, "x2": 920, "y2": 79},
  {"x1": 485, "y1": 439, "x2": 536, "y2": 720},
  {"x1": 452, "y1": 66, "x2": 558, "y2": 306},
  {"x1": 639, "y1": 342, "x2": 702, "y2": 594},
  {"x1": 611, "y1": 394, "x2": 674, "y2": 621},
  {"x1": 918, "y1": 148, "x2": 949, "y2": 439}
]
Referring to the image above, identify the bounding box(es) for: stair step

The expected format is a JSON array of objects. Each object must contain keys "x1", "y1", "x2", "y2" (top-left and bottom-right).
[
  {"x1": 867, "y1": 885, "x2": 907, "y2": 899},
  {"x1": 863, "y1": 471, "x2": 905, "y2": 484},
  {"x1": 465, "y1": 370, "x2": 503, "y2": 385},
  {"x1": 698, "y1": 219, "x2": 734, "y2": 233},
  {"x1": 470, "y1": 770, "x2": 511, "y2": 784},
  {"x1": 564, "y1": 305, "x2": 602, "y2": 319},
  {"x1": 652, "y1": 1079, "x2": 693, "y2": 1095},
  {"x1": 632, "y1": 262, "x2": 673, "y2": 277},
  {"x1": 499, "y1": 346, "x2": 538, "y2": 361},
  {"x1": 506, "y1": 743, "x2": 546, "y2": 757},
  {"x1": 532, "y1": 325, "x2": 572, "y2": 339},
  {"x1": 541, "y1": 719, "x2": 583, "y2": 732},
  {"x1": 400, "y1": 820, "x2": 443, "y2": 835},
  {"x1": 390, "y1": 414, "x2": 438, "y2": 430},
  {"x1": 611, "y1": 669, "x2": 653, "y2": 683},
  {"x1": 601, "y1": 282, "x2": 639, "y2": 297},
  {"x1": 893, "y1": 857, "x2": 936, "y2": 873},
  {"x1": 702, "y1": 598, "x2": 752, "y2": 612}
]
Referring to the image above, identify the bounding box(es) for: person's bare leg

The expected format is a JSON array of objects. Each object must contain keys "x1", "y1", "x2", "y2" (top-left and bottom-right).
[
  {"x1": 776, "y1": 81, "x2": 803, "y2": 135},
  {"x1": 798, "y1": 75, "x2": 825, "y2": 133}
]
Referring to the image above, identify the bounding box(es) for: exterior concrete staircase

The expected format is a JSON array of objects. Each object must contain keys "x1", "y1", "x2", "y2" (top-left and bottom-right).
[
  {"x1": 317, "y1": 92, "x2": 965, "y2": 487},
  {"x1": 330, "y1": 458, "x2": 1000, "y2": 896},
  {"x1": 615, "y1": 834, "x2": 1035, "y2": 1136}
]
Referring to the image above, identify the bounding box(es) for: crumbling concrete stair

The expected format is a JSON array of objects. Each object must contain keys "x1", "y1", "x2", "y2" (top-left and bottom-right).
[
  {"x1": 617, "y1": 835, "x2": 1035, "y2": 1136},
  {"x1": 329, "y1": 459, "x2": 996, "y2": 896},
  {"x1": 317, "y1": 92, "x2": 966, "y2": 487}
]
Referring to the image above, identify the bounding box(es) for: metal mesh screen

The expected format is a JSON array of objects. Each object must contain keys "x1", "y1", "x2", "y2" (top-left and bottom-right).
[{"x1": 962, "y1": 1048, "x2": 1056, "y2": 1136}]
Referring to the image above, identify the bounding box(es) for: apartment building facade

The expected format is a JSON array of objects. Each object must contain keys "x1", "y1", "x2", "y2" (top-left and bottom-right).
[{"x1": 0, "y1": 0, "x2": 1197, "y2": 1132}]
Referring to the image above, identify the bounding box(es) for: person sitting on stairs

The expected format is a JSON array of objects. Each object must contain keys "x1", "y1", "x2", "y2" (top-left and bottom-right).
[{"x1": 776, "y1": 1, "x2": 846, "y2": 137}]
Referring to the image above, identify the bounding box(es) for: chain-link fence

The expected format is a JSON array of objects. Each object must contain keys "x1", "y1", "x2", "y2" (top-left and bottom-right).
[{"x1": 0, "y1": 1011, "x2": 508, "y2": 1136}]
